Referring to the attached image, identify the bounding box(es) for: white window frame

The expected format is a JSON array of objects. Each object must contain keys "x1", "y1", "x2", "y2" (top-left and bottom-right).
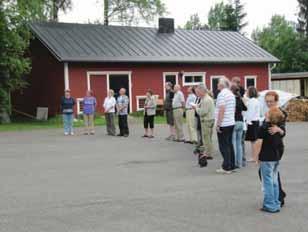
[
  {"x1": 86, "y1": 71, "x2": 132, "y2": 113},
  {"x1": 245, "y1": 75, "x2": 257, "y2": 89},
  {"x1": 136, "y1": 95, "x2": 159, "y2": 111},
  {"x1": 163, "y1": 72, "x2": 178, "y2": 99},
  {"x1": 210, "y1": 75, "x2": 225, "y2": 91},
  {"x1": 182, "y1": 72, "x2": 206, "y2": 86},
  {"x1": 76, "y1": 98, "x2": 84, "y2": 115}
]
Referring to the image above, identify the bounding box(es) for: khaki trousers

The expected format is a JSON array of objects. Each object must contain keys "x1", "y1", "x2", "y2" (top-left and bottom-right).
[
  {"x1": 200, "y1": 119, "x2": 215, "y2": 156},
  {"x1": 84, "y1": 114, "x2": 95, "y2": 133},
  {"x1": 186, "y1": 109, "x2": 198, "y2": 142},
  {"x1": 173, "y1": 108, "x2": 184, "y2": 140}
]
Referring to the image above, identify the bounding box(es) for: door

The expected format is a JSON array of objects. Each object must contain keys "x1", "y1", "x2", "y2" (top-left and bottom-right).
[
  {"x1": 90, "y1": 74, "x2": 107, "y2": 114},
  {"x1": 109, "y1": 74, "x2": 130, "y2": 113}
]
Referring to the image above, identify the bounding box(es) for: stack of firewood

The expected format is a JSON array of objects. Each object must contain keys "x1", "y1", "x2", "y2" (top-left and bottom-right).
[{"x1": 285, "y1": 99, "x2": 308, "y2": 122}]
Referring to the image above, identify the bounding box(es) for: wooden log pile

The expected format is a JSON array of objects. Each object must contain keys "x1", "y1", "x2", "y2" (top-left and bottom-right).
[{"x1": 285, "y1": 99, "x2": 308, "y2": 122}]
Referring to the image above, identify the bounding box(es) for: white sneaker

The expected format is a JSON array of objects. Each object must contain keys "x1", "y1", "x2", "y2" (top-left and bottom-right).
[
  {"x1": 216, "y1": 168, "x2": 232, "y2": 174},
  {"x1": 64, "y1": 132, "x2": 69, "y2": 136},
  {"x1": 70, "y1": 132, "x2": 74, "y2": 136}
]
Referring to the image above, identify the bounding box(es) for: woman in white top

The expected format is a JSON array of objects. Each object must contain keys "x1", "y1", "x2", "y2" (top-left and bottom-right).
[
  {"x1": 244, "y1": 86, "x2": 261, "y2": 162},
  {"x1": 103, "y1": 89, "x2": 117, "y2": 136}
]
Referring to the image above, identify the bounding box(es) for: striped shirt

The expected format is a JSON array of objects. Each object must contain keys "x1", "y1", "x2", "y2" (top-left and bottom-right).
[{"x1": 215, "y1": 88, "x2": 235, "y2": 127}]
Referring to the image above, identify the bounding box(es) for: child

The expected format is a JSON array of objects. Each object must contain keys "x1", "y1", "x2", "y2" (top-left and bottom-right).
[{"x1": 254, "y1": 107, "x2": 285, "y2": 213}]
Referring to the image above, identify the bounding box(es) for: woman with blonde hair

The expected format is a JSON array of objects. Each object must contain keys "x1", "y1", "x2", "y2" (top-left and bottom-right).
[
  {"x1": 103, "y1": 89, "x2": 116, "y2": 136},
  {"x1": 254, "y1": 107, "x2": 286, "y2": 213}
]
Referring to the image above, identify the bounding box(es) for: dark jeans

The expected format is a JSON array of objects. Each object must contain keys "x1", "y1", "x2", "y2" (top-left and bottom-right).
[
  {"x1": 217, "y1": 125, "x2": 235, "y2": 171},
  {"x1": 118, "y1": 115, "x2": 129, "y2": 136}
]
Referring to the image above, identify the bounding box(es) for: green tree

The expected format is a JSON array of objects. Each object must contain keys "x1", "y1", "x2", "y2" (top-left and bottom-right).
[
  {"x1": 208, "y1": 2, "x2": 227, "y2": 30},
  {"x1": 0, "y1": 0, "x2": 47, "y2": 123},
  {"x1": 207, "y1": 1, "x2": 247, "y2": 32},
  {"x1": 103, "y1": 0, "x2": 166, "y2": 25},
  {"x1": 183, "y1": 13, "x2": 208, "y2": 30},
  {"x1": 298, "y1": 0, "x2": 308, "y2": 36},
  {"x1": 252, "y1": 15, "x2": 308, "y2": 73}
]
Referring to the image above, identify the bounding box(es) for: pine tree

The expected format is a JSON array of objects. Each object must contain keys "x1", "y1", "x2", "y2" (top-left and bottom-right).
[{"x1": 234, "y1": 0, "x2": 248, "y2": 32}]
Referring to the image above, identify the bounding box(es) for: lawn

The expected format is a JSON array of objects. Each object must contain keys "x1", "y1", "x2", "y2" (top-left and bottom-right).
[{"x1": 0, "y1": 114, "x2": 166, "y2": 132}]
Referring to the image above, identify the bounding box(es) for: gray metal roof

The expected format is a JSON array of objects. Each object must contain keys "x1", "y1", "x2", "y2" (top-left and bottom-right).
[
  {"x1": 30, "y1": 22, "x2": 279, "y2": 63},
  {"x1": 272, "y1": 72, "x2": 308, "y2": 80}
]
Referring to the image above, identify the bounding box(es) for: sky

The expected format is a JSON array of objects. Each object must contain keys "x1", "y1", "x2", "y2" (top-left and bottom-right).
[{"x1": 59, "y1": 0, "x2": 299, "y2": 37}]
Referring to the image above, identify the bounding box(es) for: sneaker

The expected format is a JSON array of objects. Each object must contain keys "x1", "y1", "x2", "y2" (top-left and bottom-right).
[
  {"x1": 70, "y1": 132, "x2": 74, "y2": 136},
  {"x1": 165, "y1": 135, "x2": 173, "y2": 140},
  {"x1": 260, "y1": 208, "x2": 280, "y2": 213},
  {"x1": 216, "y1": 168, "x2": 232, "y2": 174},
  {"x1": 64, "y1": 132, "x2": 69, "y2": 136}
]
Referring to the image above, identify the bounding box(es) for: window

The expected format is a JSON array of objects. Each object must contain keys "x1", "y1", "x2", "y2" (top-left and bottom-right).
[
  {"x1": 245, "y1": 76, "x2": 257, "y2": 89},
  {"x1": 76, "y1": 98, "x2": 84, "y2": 115},
  {"x1": 136, "y1": 95, "x2": 159, "y2": 111},
  {"x1": 211, "y1": 76, "x2": 225, "y2": 99},
  {"x1": 182, "y1": 72, "x2": 205, "y2": 86}
]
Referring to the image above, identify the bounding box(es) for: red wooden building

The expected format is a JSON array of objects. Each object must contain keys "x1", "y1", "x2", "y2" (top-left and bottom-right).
[{"x1": 13, "y1": 18, "x2": 279, "y2": 116}]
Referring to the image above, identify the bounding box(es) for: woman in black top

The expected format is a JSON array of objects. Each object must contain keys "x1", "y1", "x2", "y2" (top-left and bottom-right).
[{"x1": 231, "y1": 85, "x2": 247, "y2": 168}]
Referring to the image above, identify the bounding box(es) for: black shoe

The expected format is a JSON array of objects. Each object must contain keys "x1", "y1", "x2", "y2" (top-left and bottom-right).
[
  {"x1": 198, "y1": 154, "x2": 208, "y2": 168},
  {"x1": 206, "y1": 156, "x2": 213, "y2": 160},
  {"x1": 117, "y1": 134, "x2": 123, "y2": 137},
  {"x1": 123, "y1": 134, "x2": 129, "y2": 137}
]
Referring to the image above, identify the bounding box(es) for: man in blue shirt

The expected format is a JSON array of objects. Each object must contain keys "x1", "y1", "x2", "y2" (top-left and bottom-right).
[{"x1": 116, "y1": 88, "x2": 129, "y2": 137}]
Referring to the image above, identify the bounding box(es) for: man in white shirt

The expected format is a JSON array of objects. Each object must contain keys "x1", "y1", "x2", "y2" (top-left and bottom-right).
[
  {"x1": 172, "y1": 84, "x2": 185, "y2": 142},
  {"x1": 103, "y1": 89, "x2": 116, "y2": 136},
  {"x1": 215, "y1": 77, "x2": 236, "y2": 174}
]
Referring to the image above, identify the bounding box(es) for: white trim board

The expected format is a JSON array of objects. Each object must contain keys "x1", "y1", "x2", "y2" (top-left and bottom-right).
[
  {"x1": 76, "y1": 98, "x2": 83, "y2": 115},
  {"x1": 182, "y1": 72, "x2": 206, "y2": 86},
  {"x1": 163, "y1": 72, "x2": 179, "y2": 99},
  {"x1": 86, "y1": 71, "x2": 133, "y2": 113},
  {"x1": 268, "y1": 64, "x2": 272, "y2": 90},
  {"x1": 64, "y1": 62, "x2": 70, "y2": 90},
  {"x1": 244, "y1": 75, "x2": 257, "y2": 89}
]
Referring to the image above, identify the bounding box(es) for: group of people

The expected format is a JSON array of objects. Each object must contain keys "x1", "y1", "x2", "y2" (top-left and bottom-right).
[
  {"x1": 60, "y1": 76, "x2": 287, "y2": 214},
  {"x1": 164, "y1": 77, "x2": 287, "y2": 214},
  {"x1": 60, "y1": 88, "x2": 130, "y2": 137}
]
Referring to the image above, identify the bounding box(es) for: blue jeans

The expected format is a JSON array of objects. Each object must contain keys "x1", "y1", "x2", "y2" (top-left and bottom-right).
[
  {"x1": 63, "y1": 114, "x2": 74, "y2": 134},
  {"x1": 260, "y1": 161, "x2": 281, "y2": 212},
  {"x1": 232, "y1": 121, "x2": 244, "y2": 168}
]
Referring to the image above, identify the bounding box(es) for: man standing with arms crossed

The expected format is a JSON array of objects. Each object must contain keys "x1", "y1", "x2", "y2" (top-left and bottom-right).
[{"x1": 116, "y1": 88, "x2": 129, "y2": 137}]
